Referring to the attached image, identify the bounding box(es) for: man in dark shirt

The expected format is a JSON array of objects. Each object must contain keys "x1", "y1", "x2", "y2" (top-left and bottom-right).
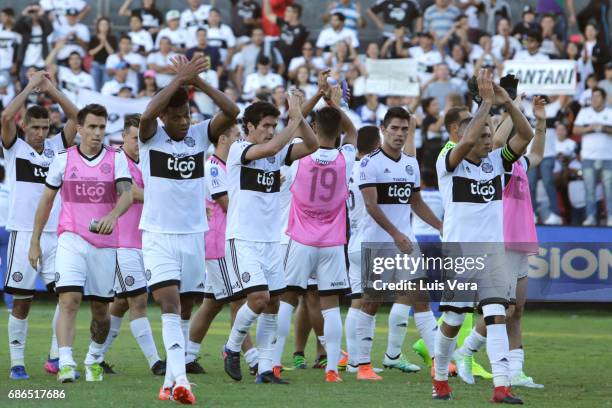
[
  {"x1": 186, "y1": 28, "x2": 222, "y2": 76},
  {"x1": 230, "y1": 0, "x2": 262, "y2": 38},
  {"x1": 263, "y1": 0, "x2": 309, "y2": 69},
  {"x1": 367, "y1": 0, "x2": 423, "y2": 37}
]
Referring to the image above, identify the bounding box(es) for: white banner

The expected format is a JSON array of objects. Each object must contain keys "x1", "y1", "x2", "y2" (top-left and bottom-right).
[
  {"x1": 76, "y1": 89, "x2": 151, "y2": 135},
  {"x1": 365, "y1": 58, "x2": 420, "y2": 96},
  {"x1": 503, "y1": 60, "x2": 577, "y2": 95}
]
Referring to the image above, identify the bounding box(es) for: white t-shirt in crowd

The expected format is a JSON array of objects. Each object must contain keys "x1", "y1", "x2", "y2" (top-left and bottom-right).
[{"x1": 574, "y1": 106, "x2": 612, "y2": 160}]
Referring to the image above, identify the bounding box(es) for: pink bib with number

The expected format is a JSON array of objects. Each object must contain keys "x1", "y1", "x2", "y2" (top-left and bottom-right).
[
  {"x1": 503, "y1": 161, "x2": 538, "y2": 254},
  {"x1": 117, "y1": 155, "x2": 143, "y2": 249}
]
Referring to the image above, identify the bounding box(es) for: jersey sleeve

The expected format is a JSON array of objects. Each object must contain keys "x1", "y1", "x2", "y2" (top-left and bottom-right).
[
  {"x1": 191, "y1": 119, "x2": 212, "y2": 150},
  {"x1": 499, "y1": 144, "x2": 521, "y2": 171},
  {"x1": 48, "y1": 132, "x2": 68, "y2": 150},
  {"x1": 229, "y1": 140, "x2": 254, "y2": 166},
  {"x1": 412, "y1": 158, "x2": 421, "y2": 190},
  {"x1": 279, "y1": 143, "x2": 295, "y2": 166},
  {"x1": 341, "y1": 144, "x2": 357, "y2": 184},
  {"x1": 358, "y1": 155, "x2": 377, "y2": 189},
  {"x1": 114, "y1": 150, "x2": 133, "y2": 183},
  {"x1": 45, "y1": 151, "x2": 67, "y2": 189},
  {"x1": 436, "y1": 146, "x2": 454, "y2": 176},
  {"x1": 205, "y1": 161, "x2": 228, "y2": 199}
]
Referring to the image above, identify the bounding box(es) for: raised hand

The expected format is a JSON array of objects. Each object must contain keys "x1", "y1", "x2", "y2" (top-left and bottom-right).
[
  {"x1": 317, "y1": 68, "x2": 332, "y2": 94},
  {"x1": 27, "y1": 70, "x2": 49, "y2": 93},
  {"x1": 532, "y1": 96, "x2": 546, "y2": 120},
  {"x1": 477, "y1": 69, "x2": 494, "y2": 104},
  {"x1": 172, "y1": 55, "x2": 209, "y2": 85},
  {"x1": 492, "y1": 82, "x2": 512, "y2": 106},
  {"x1": 287, "y1": 88, "x2": 305, "y2": 120}
]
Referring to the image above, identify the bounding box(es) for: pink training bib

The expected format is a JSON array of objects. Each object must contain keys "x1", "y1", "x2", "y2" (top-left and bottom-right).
[
  {"x1": 117, "y1": 155, "x2": 143, "y2": 249},
  {"x1": 287, "y1": 151, "x2": 349, "y2": 247},
  {"x1": 205, "y1": 156, "x2": 227, "y2": 259},
  {"x1": 58, "y1": 146, "x2": 119, "y2": 248},
  {"x1": 503, "y1": 161, "x2": 539, "y2": 254}
]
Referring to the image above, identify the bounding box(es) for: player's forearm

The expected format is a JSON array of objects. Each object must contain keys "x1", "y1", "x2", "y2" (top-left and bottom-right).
[
  {"x1": 493, "y1": 114, "x2": 513, "y2": 149},
  {"x1": 412, "y1": 199, "x2": 442, "y2": 231},
  {"x1": 46, "y1": 85, "x2": 78, "y2": 122},
  {"x1": 131, "y1": 185, "x2": 144, "y2": 202},
  {"x1": 110, "y1": 189, "x2": 134, "y2": 219},
  {"x1": 527, "y1": 118, "x2": 546, "y2": 166},
  {"x1": 505, "y1": 101, "x2": 533, "y2": 145},
  {"x1": 271, "y1": 118, "x2": 302, "y2": 153},
  {"x1": 141, "y1": 78, "x2": 183, "y2": 122},
  {"x1": 464, "y1": 101, "x2": 492, "y2": 145},
  {"x1": 301, "y1": 89, "x2": 324, "y2": 117},
  {"x1": 364, "y1": 199, "x2": 400, "y2": 237},
  {"x1": 298, "y1": 118, "x2": 319, "y2": 152},
  {"x1": 31, "y1": 194, "x2": 54, "y2": 244},
  {"x1": 338, "y1": 107, "x2": 357, "y2": 146}
]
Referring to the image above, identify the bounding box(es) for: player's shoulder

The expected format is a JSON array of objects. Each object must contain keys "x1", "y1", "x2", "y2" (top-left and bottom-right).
[{"x1": 359, "y1": 148, "x2": 381, "y2": 169}]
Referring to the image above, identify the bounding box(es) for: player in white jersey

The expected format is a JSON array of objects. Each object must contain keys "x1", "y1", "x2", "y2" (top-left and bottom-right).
[
  {"x1": 222, "y1": 92, "x2": 319, "y2": 384},
  {"x1": 137, "y1": 54, "x2": 239, "y2": 404},
  {"x1": 355, "y1": 107, "x2": 442, "y2": 382},
  {"x1": 186, "y1": 124, "x2": 259, "y2": 376},
  {"x1": 97, "y1": 115, "x2": 165, "y2": 377},
  {"x1": 1, "y1": 71, "x2": 78, "y2": 380},
  {"x1": 431, "y1": 69, "x2": 535, "y2": 404},
  {"x1": 29, "y1": 104, "x2": 134, "y2": 384}
]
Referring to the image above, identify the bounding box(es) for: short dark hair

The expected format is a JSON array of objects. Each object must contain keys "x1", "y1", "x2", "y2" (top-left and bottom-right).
[
  {"x1": 123, "y1": 113, "x2": 141, "y2": 131},
  {"x1": 166, "y1": 87, "x2": 189, "y2": 109},
  {"x1": 444, "y1": 106, "x2": 469, "y2": 131},
  {"x1": 23, "y1": 105, "x2": 49, "y2": 124},
  {"x1": 357, "y1": 126, "x2": 380, "y2": 155},
  {"x1": 210, "y1": 120, "x2": 237, "y2": 147},
  {"x1": 130, "y1": 13, "x2": 142, "y2": 22},
  {"x1": 526, "y1": 29, "x2": 542, "y2": 43},
  {"x1": 242, "y1": 102, "x2": 280, "y2": 134},
  {"x1": 592, "y1": 87, "x2": 607, "y2": 100},
  {"x1": 315, "y1": 107, "x2": 342, "y2": 138},
  {"x1": 382, "y1": 107, "x2": 411, "y2": 127},
  {"x1": 331, "y1": 12, "x2": 345, "y2": 22},
  {"x1": 421, "y1": 97, "x2": 435, "y2": 112},
  {"x1": 119, "y1": 33, "x2": 132, "y2": 42},
  {"x1": 1, "y1": 8, "x2": 14, "y2": 17},
  {"x1": 209, "y1": 7, "x2": 221, "y2": 15},
  {"x1": 77, "y1": 104, "x2": 108, "y2": 125},
  {"x1": 257, "y1": 55, "x2": 271, "y2": 65},
  {"x1": 288, "y1": 3, "x2": 303, "y2": 18}
]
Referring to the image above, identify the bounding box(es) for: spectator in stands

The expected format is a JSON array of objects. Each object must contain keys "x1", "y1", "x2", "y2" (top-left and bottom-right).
[
  {"x1": 261, "y1": 0, "x2": 292, "y2": 39},
  {"x1": 408, "y1": 32, "x2": 443, "y2": 83},
  {"x1": 420, "y1": 96, "x2": 445, "y2": 172},
  {"x1": 186, "y1": 28, "x2": 223, "y2": 77},
  {"x1": 263, "y1": 0, "x2": 309, "y2": 69},
  {"x1": 242, "y1": 55, "x2": 284, "y2": 101},
  {"x1": 138, "y1": 69, "x2": 158, "y2": 97},
  {"x1": 423, "y1": 0, "x2": 460, "y2": 40},
  {"x1": 119, "y1": 0, "x2": 164, "y2": 39},
  {"x1": 323, "y1": 0, "x2": 365, "y2": 34},
  {"x1": 578, "y1": 73, "x2": 599, "y2": 107},
  {"x1": 327, "y1": 40, "x2": 359, "y2": 76},
  {"x1": 230, "y1": 0, "x2": 261, "y2": 40},
  {"x1": 14, "y1": 4, "x2": 52, "y2": 84},
  {"x1": 536, "y1": 0, "x2": 576, "y2": 42},
  {"x1": 598, "y1": 63, "x2": 612, "y2": 105},
  {"x1": 155, "y1": 10, "x2": 191, "y2": 53},
  {"x1": 577, "y1": 0, "x2": 611, "y2": 47},
  {"x1": 582, "y1": 22, "x2": 610, "y2": 79},
  {"x1": 128, "y1": 14, "x2": 154, "y2": 55},
  {"x1": 233, "y1": 27, "x2": 284, "y2": 90},
  {"x1": 292, "y1": 65, "x2": 318, "y2": 99},
  {"x1": 181, "y1": 0, "x2": 212, "y2": 31},
  {"x1": 40, "y1": 0, "x2": 90, "y2": 27},
  {"x1": 205, "y1": 8, "x2": 237, "y2": 66},
  {"x1": 492, "y1": 18, "x2": 522, "y2": 61},
  {"x1": 482, "y1": 0, "x2": 512, "y2": 35},
  {"x1": 512, "y1": 5, "x2": 538, "y2": 44},
  {"x1": 0, "y1": 72, "x2": 15, "y2": 111},
  {"x1": 223, "y1": 86, "x2": 247, "y2": 117},
  {"x1": 105, "y1": 34, "x2": 145, "y2": 95},
  {"x1": 367, "y1": 0, "x2": 423, "y2": 38},
  {"x1": 380, "y1": 25, "x2": 412, "y2": 59},
  {"x1": 101, "y1": 61, "x2": 137, "y2": 97},
  {"x1": 553, "y1": 122, "x2": 584, "y2": 225},
  {"x1": 456, "y1": 0, "x2": 483, "y2": 29},
  {"x1": 355, "y1": 94, "x2": 387, "y2": 126},
  {"x1": 539, "y1": 14, "x2": 564, "y2": 58},
  {"x1": 573, "y1": 88, "x2": 612, "y2": 226},
  {"x1": 89, "y1": 17, "x2": 118, "y2": 91},
  {"x1": 422, "y1": 63, "x2": 462, "y2": 110},
  {"x1": 437, "y1": 14, "x2": 472, "y2": 54},
  {"x1": 147, "y1": 36, "x2": 178, "y2": 88},
  {"x1": 445, "y1": 43, "x2": 473, "y2": 89},
  {"x1": 57, "y1": 51, "x2": 95, "y2": 94},
  {"x1": 49, "y1": 8, "x2": 90, "y2": 64},
  {"x1": 513, "y1": 29, "x2": 549, "y2": 61},
  {"x1": 271, "y1": 85, "x2": 288, "y2": 129},
  {"x1": 316, "y1": 12, "x2": 359, "y2": 54},
  {"x1": 288, "y1": 39, "x2": 326, "y2": 82}
]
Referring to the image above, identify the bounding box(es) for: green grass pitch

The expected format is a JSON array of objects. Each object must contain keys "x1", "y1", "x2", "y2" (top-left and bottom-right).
[{"x1": 0, "y1": 301, "x2": 610, "y2": 407}]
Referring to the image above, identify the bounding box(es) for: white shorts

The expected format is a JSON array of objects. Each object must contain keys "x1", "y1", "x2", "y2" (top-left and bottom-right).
[
  {"x1": 348, "y1": 251, "x2": 363, "y2": 297},
  {"x1": 114, "y1": 248, "x2": 148, "y2": 298},
  {"x1": 281, "y1": 244, "x2": 317, "y2": 289},
  {"x1": 225, "y1": 238, "x2": 286, "y2": 298},
  {"x1": 55, "y1": 232, "x2": 116, "y2": 302},
  {"x1": 506, "y1": 250, "x2": 529, "y2": 303},
  {"x1": 284, "y1": 240, "x2": 349, "y2": 295},
  {"x1": 3, "y1": 231, "x2": 57, "y2": 296},
  {"x1": 142, "y1": 231, "x2": 205, "y2": 295},
  {"x1": 204, "y1": 257, "x2": 243, "y2": 302}
]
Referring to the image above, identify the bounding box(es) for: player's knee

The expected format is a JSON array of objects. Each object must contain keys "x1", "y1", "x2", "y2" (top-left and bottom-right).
[
  {"x1": 482, "y1": 303, "x2": 506, "y2": 325},
  {"x1": 361, "y1": 302, "x2": 378, "y2": 316},
  {"x1": 248, "y1": 292, "x2": 270, "y2": 313},
  {"x1": 90, "y1": 301, "x2": 110, "y2": 320},
  {"x1": 59, "y1": 294, "x2": 81, "y2": 313},
  {"x1": 128, "y1": 296, "x2": 148, "y2": 317},
  {"x1": 11, "y1": 297, "x2": 33, "y2": 319},
  {"x1": 508, "y1": 303, "x2": 524, "y2": 321}
]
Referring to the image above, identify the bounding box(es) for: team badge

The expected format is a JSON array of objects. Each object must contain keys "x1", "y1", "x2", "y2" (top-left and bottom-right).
[
  {"x1": 108, "y1": 113, "x2": 120, "y2": 123},
  {"x1": 267, "y1": 156, "x2": 276, "y2": 164},
  {"x1": 405, "y1": 165, "x2": 414, "y2": 175},
  {"x1": 12, "y1": 272, "x2": 23, "y2": 282},
  {"x1": 184, "y1": 136, "x2": 195, "y2": 147},
  {"x1": 100, "y1": 163, "x2": 112, "y2": 174},
  {"x1": 211, "y1": 167, "x2": 219, "y2": 177},
  {"x1": 55, "y1": 272, "x2": 60, "y2": 282},
  {"x1": 44, "y1": 148, "x2": 55, "y2": 158},
  {"x1": 360, "y1": 158, "x2": 369, "y2": 167},
  {"x1": 145, "y1": 269, "x2": 152, "y2": 281},
  {"x1": 241, "y1": 272, "x2": 251, "y2": 283},
  {"x1": 125, "y1": 275, "x2": 135, "y2": 286},
  {"x1": 482, "y1": 162, "x2": 493, "y2": 173}
]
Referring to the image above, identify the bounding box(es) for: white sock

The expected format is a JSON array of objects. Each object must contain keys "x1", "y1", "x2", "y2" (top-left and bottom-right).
[
  {"x1": 181, "y1": 319, "x2": 190, "y2": 344},
  {"x1": 386, "y1": 303, "x2": 410, "y2": 358},
  {"x1": 434, "y1": 330, "x2": 456, "y2": 381},
  {"x1": 84, "y1": 341, "x2": 105, "y2": 365},
  {"x1": 322, "y1": 307, "x2": 342, "y2": 373},
  {"x1": 8, "y1": 315, "x2": 27, "y2": 367},
  {"x1": 414, "y1": 310, "x2": 438, "y2": 357},
  {"x1": 244, "y1": 347, "x2": 259, "y2": 368},
  {"x1": 508, "y1": 348, "x2": 524, "y2": 379},
  {"x1": 185, "y1": 340, "x2": 201, "y2": 365},
  {"x1": 487, "y1": 324, "x2": 510, "y2": 387},
  {"x1": 256, "y1": 313, "x2": 278, "y2": 374},
  {"x1": 356, "y1": 311, "x2": 375, "y2": 365},
  {"x1": 129, "y1": 317, "x2": 161, "y2": 368},
  {"x1": 272, "y1": 301, "x2": 294, "y2": 367},
  {"x1": 59, "y1": 346, "x2": 76, "y2": 368},
  {"x1": 345, "y1": 307, "x2": 360, "y2": 366},
  {"x1": 226, "y1": 304, "x2": 259, "y2": 352},
  {"x1": 101, "y1": 315, "x2": 123, "y2": 355},
  {"x1": 162, "y1": 313, "x2": 188, "y2": 386},
  {"x1": 458, "y1": 328, "x2": 486, "y2": 357},
  {"x1": 49, "y1": 304, "x2": 60, "y2": 359}
]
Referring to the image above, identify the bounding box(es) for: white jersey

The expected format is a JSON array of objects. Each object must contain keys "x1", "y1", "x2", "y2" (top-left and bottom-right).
[
  {"x1": 412, "y1": 188, "x2": 443, "y2": 237},
  {"x1": 347, "y1": 158, "x2": 365, "y2": 253},
  {"x1": 58, "y1": 67, "x2": 95, "y2": 93},
  {"x1": 279, "y1": 139, "x2": 303, "y2": 245},
  {"x1": 128, "y1": 29, "x2": 154, "y2": 53},
  {"x1": 358, "y1": 148, "x2": 420, "y2": 242},
  {"x1": 436, "y1": 146, "x2": 514, "y2": 244},
  {"x1": 0, "y1": 30, "x2": 21, "y2": 71},
  {"x1": 139, "y1": 121, "x2": 211, "y2": 234},
  {"x1": 226, "y1": 140, "x2": 293, "y2": 242},
  {"x1": 155, "y1": 27, "x2": 193, "y2": 50},
  {"x1": 2, "y1": 134, "x2": 65, "y2": 232},
  {"x1": 180, "y1": 5, "x2": 212, "y2": 29}
]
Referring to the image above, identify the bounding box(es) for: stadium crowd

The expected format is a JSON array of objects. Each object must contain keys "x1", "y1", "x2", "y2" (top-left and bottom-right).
[{"x1": 0, "y1": 0, "x2": 611, "y2": 229}]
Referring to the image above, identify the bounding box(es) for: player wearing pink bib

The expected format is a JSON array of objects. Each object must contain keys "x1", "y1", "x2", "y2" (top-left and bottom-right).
[
  {"x1": 28, "y1": 104, "x2": 134, "y2": 384},
  {"x1": 275, "y1": 82, "x2": 357, "y2": 383},
  {"x1": 98, "y1": 115, "x2": 165, "y2": 377}
]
